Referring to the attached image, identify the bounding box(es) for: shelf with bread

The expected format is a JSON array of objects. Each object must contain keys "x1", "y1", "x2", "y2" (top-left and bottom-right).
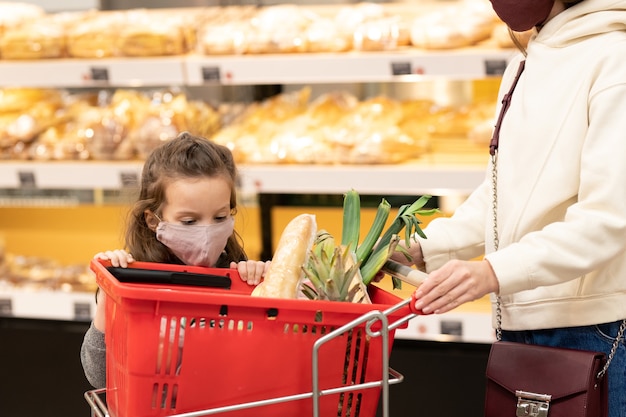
[
  {"x1": 0, "y1": 84, "x2": 494, "y2": 196},
  {"x1": 0, "y1": 1, "x2": 526, "y2": 87}
]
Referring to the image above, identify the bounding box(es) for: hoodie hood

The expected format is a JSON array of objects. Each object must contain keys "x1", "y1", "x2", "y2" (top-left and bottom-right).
[{"x1": 536, "y1": 0, "x2": 626, "y2": 46}]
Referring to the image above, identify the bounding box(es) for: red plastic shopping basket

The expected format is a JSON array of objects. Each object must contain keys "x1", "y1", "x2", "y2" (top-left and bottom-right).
[{"x1": 91, "y1": 259, "x2": 413, "y2": 417}]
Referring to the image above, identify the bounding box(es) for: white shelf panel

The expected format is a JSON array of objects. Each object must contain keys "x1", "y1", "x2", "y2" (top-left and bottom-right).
[
  {"x1": 0, "y1": 57, "x2": 186, "y2": 88},
  {"x1": 396, "y1": 311, "x2": 495, "y2": 344},
  {"x1": 0, "y1": 161, "x2": 486, "y2": 195},
  {"x1": 0, "y1": 161, "x2": 143, "y2": 189},
  {"x1": 0, "y1": 49, "x2": 514, "y2": 88},
  {"x1": 239, "y1": 164, "x2": 486, "y2": 196},
  {"x1": 0, "y1": 287, "x2": 96, "y2": 321},
  {"x1": 184, "y1": 49, "x2": 515, "y2": 85}
]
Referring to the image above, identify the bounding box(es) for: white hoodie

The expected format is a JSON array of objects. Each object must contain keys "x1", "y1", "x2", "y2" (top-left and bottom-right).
[{"x1": 419, "y1": 0, "x2": 626, "y2": 330}]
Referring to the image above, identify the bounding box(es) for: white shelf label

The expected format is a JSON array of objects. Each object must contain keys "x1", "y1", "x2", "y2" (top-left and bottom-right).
[
  {"x1": 74, "y1": 302, "x2": 92, "y2": 321},
  {"x1": 119, "y1": 171, "x2": 139, "y2": 188},
  {"x1": 484, "y1": 59, "x2": 507, "y2": 76},
  {"x1": 18, "y1": 171, "x2": 36, "y2": 188},
  {"x1": 0, "y1": 298, "x2": 12, "y2": 316}
]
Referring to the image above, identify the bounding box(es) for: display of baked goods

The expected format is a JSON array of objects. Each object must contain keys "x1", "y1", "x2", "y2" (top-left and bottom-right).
[
  {"x1": 0, "y1": 252, "x2": 97, "y2": 293},
  {"x1": 0, "y1": 84, "x2": 495, "y2": 163},
  {"x1": 0, "y1": 88, "x2": 66, "y2": 158},
  {"x1": 0, "y1": 1, "x2": 527, "y2": 59},
  {"x1": 0, "y1": 87, "x2": 221, "y2": 161},
  {"x1": 210, "y1": 87, "x2": 495, "y2": 165}
]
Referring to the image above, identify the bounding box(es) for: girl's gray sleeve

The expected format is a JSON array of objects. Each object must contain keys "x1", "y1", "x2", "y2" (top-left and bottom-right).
[{"x1": 80, "y1": 322, "x2": 106, "y2": 389}]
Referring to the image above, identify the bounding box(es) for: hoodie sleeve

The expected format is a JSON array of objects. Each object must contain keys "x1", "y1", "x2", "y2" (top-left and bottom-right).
[
  {"x1": 80, "y1": 322, "x2": 107, "y2": 389},
  {"x1": 418, "y1": 177, "x2": 491, "y2": 271}
]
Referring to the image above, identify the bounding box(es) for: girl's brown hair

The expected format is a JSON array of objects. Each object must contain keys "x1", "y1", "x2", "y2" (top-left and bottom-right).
[{"x1": 125, "y1": 132, "x2": 247, "y2": 266}]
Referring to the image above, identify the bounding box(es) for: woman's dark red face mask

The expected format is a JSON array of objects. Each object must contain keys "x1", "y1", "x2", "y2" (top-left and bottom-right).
[{"x1": 489, "y1": 0, "x2": 555, "y2": 31}]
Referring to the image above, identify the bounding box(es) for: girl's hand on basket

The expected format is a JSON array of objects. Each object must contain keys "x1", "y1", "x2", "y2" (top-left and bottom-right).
[
  {"x1": 231, "y1": 260, "x2": 271, "y2": 285},
  {"x1": 413, "y1": 259, "x2": 499, "y2": 314},
  {"x1": 94, "y1": 249, "x2": 135, "y2": 268}
]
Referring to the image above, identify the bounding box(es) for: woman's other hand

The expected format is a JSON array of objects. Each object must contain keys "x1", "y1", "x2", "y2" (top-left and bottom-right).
[{"x1": 388, "y1": 238, "x2": 425, "y2": 270}]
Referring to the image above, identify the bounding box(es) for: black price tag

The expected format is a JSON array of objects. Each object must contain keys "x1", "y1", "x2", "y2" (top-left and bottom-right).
[
  {"x1": 440, "y1": 320, "x2": 463, "y2": 336},
  {"x1": 120, "y1": 171, "x2": 139, "y2": 188},
  {"x1": 484, "y1": 60, "x2": 508, "y2": 76},
  {"x1": 74, "y1": 302, "x2": 92, "y2": 321},
  {"x1": 391, "y1": 61, "x2": 412, "y2": 76},
  {"x1": 18, "y1": 171, "x2": 36, "y2": 188},
  {"x1": 0, "y1": 298, "x2": 12, "y2": 316},
  {"x1": 201, "y1": 66, "x2": 221, "y2": 82},
  {"x1": 90, "y1": 67, "x2": 110, "y2": 81}
]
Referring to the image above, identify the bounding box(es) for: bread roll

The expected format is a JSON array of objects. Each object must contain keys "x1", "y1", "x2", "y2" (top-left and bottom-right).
[
  {"x1": 66, "y1": 11, "x2": 125, "y2": 58},
  {"x1": 0, "y1": 18, "x2": 66, "y2": 59},
  {"x1": 492, "y1": 22, "x2": 535, "y2": 49},
  {"x1": 252, "y1": 213, "x2": 317, "y2": 299}
]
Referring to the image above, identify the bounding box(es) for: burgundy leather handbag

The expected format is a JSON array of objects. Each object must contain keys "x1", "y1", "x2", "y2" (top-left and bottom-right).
[{"x1": 485, "y1": 341, "x2": 608, "y2": 417}]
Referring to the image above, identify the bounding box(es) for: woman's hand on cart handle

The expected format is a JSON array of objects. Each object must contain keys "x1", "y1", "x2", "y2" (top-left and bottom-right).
[{"x1": 412, "y1": 259, "x2": 499, "y2": 315}]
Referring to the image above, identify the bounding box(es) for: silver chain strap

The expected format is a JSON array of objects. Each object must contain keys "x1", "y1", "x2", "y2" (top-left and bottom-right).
[
  {"x1": 491, "y1": 150, "x2": 625, "y2": 379},
  {"x1": 491, "y1": 154, "x2": 503, "y2": 342},
  {"x1": 598, "y1": 319, "x2": 626, "y2": 379}
]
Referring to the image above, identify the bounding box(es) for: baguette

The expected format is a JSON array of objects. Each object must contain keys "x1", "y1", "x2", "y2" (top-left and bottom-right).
[{"x1": 252, "y1": 213, "x2": 317, "y2": 299}]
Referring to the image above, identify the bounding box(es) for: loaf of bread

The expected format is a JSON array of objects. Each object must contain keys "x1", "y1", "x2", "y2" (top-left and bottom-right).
[
  {"x1": 0, "y1": 18, "x2": 65, "y2": 59},
  {"x1": 0, "y1": 2, "x2": 44, "y2": 38},
  {"x1": 252, "y1": 213, "x2": 317, "y2": 299},
  {"x1": 491, "y1": 22, "x2": 535, "y2": 49},
  {"x1": 66, "y1": 11, "x2": 125, "y2": 58},
  {"x1": 410, "y1": 3, "x2": 497, "y2": 50},
  {"x1": 117, "y1": 10, "x2": 188, "y2": 57}
]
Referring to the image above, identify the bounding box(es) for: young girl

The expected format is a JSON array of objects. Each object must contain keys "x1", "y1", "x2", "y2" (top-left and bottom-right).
[{"x1": 81, "y1": 132, "x2": 270, "y2": 389}]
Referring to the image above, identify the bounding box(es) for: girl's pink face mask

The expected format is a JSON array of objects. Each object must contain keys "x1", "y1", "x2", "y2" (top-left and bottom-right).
[
  {"x1": 489, "y1": 0, "x2": 554, "y2": 31},
  {"x1": 156, "y1": 217, "x2": 234, "y2": 267}
]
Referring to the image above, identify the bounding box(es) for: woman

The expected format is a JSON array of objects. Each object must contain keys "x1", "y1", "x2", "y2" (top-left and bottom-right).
[{"x1": 390, "y1": 1, "x2": 626, "y2": 415}]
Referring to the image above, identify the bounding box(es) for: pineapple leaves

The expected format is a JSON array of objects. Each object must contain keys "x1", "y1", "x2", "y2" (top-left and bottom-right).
[{"x1": 303, "y1": 190, "x2": 438, "y2": 302}]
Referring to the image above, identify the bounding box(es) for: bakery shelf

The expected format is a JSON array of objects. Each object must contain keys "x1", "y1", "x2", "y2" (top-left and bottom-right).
[
  {"x1": 0, "y1": 160, "x2": 486, "y2": 196},
  {"x1": 0, "y1": 161, "x2": 143, "y2": 190},
  {"x1": 0, "y1": 56, "x2": 186, "y2": 88},
  {"x1": 240, "y1": 163, "x2": 486, "y2": 196},
  {"x1": 0, "y1": 48, "x2": 514, "y2": 88},
  {"x1": 0, "y1": 287, "x2": 96, "y2": 322},
  {"x1": 184, "y1": 48, "x2": 515, "y2": 85}
]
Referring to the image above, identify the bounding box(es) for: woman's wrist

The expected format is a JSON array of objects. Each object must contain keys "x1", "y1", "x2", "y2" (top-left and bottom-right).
[{"x1": 410, "y1": 232, "x2": 426, "y2": 270}]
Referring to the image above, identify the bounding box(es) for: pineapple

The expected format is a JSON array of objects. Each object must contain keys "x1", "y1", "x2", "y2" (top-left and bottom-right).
[{"x1": 302, "y1": 189, "x2": 437, "y2": 302}]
